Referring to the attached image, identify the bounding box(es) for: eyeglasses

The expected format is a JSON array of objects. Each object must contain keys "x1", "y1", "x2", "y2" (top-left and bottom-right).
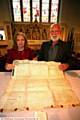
[{"x1": 50, "y1": 30, "x2": 61, "y2": 34}]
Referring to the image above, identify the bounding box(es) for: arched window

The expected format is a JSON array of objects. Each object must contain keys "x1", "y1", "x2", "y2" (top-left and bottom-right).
[
  {"x1": 12, "y1": 0, "x2": 21, "y2": 21},
  {"x1": 11, "y1": 0, "x2": 61, "y2": 23}
]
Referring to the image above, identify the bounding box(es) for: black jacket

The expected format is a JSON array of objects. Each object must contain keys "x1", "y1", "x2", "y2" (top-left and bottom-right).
[{"x1": 38, "y1": 39, "x2": 80, "y2": 70}]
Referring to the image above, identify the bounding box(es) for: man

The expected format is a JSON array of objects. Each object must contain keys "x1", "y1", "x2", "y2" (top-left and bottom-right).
[{"x1": 38, "y1": 23, "x2": 73, "y2": 71}]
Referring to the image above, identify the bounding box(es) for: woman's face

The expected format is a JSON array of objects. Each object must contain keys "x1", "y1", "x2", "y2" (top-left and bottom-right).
[{"x1": 16, "y1": 34, "x2": 25, "y2": 50}]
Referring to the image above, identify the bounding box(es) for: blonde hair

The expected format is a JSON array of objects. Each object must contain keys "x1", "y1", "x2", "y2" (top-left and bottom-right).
[{"x1": 13, "y1": 32, "x2": 28, "y2": 49}]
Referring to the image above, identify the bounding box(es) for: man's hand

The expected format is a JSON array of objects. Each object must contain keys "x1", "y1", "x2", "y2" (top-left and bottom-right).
[{"x1": 59, "y1": 63, "x2": 69, "y2": 71}]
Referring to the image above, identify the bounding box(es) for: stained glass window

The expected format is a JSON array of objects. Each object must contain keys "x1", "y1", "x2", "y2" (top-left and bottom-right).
[
  {"x1": 23, "y1": 0, "x2": 30, "y2": 22},
  {"x1": 12, "y1": 0, "x2": 21, "y2": 21},
  {"x1": 51, "y1": 0, "x2": 59, "y2": 23},
  {"x1": 42, "y1": 0, "x2": 49, "y2": 22},
  {"x1": 12, "y1": 0, "x2": 60, "y2": 23},
  {"x1": 32, "y1": 0, "x2": 40, "y2": 22}
]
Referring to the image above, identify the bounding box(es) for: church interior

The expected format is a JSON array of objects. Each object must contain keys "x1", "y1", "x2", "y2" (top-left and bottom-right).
[
  {"x1": 0, "y1": 1, "x2": 80, "y2": 120},
  {"x1": 0, "y1": 0, "x2": 80, "y2": 71}
]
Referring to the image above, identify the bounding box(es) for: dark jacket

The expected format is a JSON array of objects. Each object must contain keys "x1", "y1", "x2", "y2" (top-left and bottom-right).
[
  {"x1": 38, "y1": 39, "x2": 71, "y2": 62},
  {"x1": 38, "y1": 39, "x2": 80, "y2": 70}
]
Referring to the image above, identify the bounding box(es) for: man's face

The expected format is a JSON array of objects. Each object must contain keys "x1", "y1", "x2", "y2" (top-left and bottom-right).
[{"x1": 50, "y1": 24, "x2": 61, "y2": 41}]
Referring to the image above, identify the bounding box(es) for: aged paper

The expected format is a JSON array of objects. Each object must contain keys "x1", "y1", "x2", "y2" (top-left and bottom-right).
[{"x1": 0, "y1": 60, "x2": 79, "y2": 112}]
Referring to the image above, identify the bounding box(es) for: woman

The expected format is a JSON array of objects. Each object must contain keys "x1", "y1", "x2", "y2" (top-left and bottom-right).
[{"x1": 5, "y1": 32, "x2": 36, "y2": 70}]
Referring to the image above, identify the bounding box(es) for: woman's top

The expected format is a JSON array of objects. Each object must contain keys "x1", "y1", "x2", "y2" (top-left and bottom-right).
[{"x1": 6, "y1": 48, "x2": 36, "y2": 64}]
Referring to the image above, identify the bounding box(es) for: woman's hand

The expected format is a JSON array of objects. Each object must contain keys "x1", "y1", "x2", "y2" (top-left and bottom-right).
[
  {"x1": 5, "y1": 63, "x2": 15, "y2": 70},
  {"x1": 33, "y1": 56, "x2": 38, "y2": 60},
  {"x1": 59, "y1": 63, "x2": 69, "y2": 71}
]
